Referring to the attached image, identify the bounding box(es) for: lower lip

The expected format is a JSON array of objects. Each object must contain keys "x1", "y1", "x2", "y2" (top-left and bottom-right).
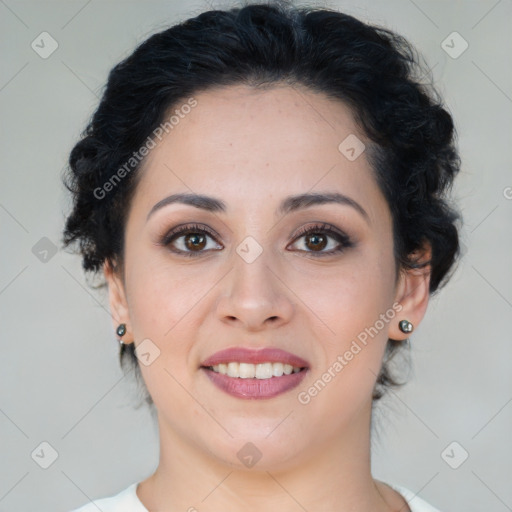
[{"x1": 201, "y1": 367, "x2": 308, "y2": 399}]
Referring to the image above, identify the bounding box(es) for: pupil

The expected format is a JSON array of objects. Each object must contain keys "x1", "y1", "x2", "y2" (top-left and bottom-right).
[
  {"x1": 307, "y1": 234, "x2": 326, "y2": 251},
  {"x1": 186, "y1": 234, "x2": 205, "y2": 250}
]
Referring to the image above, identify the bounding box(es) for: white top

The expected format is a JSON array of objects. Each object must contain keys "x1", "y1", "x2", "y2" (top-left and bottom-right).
[{"x1": 70, "y1": 481, "x2": 442, "y2": 511}]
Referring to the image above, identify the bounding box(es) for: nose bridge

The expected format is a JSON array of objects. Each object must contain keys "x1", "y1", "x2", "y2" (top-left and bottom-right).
[
  {"x1": 232, "y1": 238, "x2": 279, "y2": 305},
  {"x1": 231, "y1": 215, "x2": 275, "y2": 290},
  {"x1": 216, "y1": 235, "x2": 294, "y2": 329}
]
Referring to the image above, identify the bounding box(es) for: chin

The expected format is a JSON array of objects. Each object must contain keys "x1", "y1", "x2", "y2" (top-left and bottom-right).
[{"x1": 200, "y1": 424, "x2": 309, "y2": 472}]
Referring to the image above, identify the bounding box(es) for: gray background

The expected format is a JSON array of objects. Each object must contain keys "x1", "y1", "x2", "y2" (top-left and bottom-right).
[{"x1": 1, "y1": 1, "x2": 511, "y2": 511}]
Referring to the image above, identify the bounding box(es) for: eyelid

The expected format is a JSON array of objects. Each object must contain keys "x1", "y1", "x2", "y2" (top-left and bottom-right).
[
  {"x1": 160, "y1": 223, "x2": 346, "y2": 244},
  {"x1": 160, "y1": 222, "x2": 221, "y2": 246},
  {"x1": 287, "y1": 222, "x2": 354, "y2": 254},
  {"x1": 290, "y1": 222, "x2": 351, "y2": 241}
]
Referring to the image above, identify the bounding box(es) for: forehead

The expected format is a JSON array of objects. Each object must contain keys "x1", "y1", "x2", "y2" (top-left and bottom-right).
[
  {"x1": 158, "y1": 83, "x2": 362, "y2": 159},
  {"x1": 130, "y1": 84, "x2": 383, "y2": 222}
]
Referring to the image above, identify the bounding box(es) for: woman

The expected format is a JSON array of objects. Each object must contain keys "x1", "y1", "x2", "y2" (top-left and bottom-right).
[{"x1": 62, "y1": 2, "x2": 461, "y2": 511}]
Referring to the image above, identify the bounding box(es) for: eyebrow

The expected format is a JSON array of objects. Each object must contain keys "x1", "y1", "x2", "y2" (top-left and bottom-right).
[{"x1": 146, "y1": 191, "x2": 370, "y2": 224}]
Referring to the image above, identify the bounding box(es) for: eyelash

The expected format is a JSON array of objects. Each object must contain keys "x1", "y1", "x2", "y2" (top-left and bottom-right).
[{"x1": 160, "y1": 222, "x2": 354, "y2": 258}]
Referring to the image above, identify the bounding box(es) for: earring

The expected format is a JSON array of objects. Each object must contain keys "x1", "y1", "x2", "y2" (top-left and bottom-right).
[
  {"x1": 116, "y1": 323, "x2": 126, "y2": 344},
  {"x1": 399, "y1": 319, "x2": 414, "y2": 333}
]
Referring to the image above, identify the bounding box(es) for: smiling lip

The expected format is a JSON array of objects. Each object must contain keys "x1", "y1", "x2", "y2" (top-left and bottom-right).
[
  {"x1": 200, "y1": 347, "x2": 309, "y2": 368},
  {"x1": 202, "y1": 367, "x2": 308, "y2": 399},
  {"x1": 200, "y1": 347, "x2": 309, "y2": 400}
]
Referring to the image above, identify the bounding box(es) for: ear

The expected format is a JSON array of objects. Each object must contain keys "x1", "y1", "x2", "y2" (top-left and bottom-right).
[
  {"x1": 389, "y1": 241, "x2": 432, "y2": 341},
  {"x1": 103, "y1": 260, "x2": 133, "y2": 344}
]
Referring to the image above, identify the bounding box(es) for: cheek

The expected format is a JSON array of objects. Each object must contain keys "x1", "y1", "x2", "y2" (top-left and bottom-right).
[
  {"x1": 291, "y1": 245, "x2": 396, "y2": 341},
  {"x1": 123, "y1": 246, "x2": 231, "y2": 386},
  {"x1": 292, "y1": 243, "x2": 396, "y2": 401},
  {"x1": 296, "y1": 276, "x2": 394, "y2": 428},
  {"x1": 124, "y1": 258, "x2": 201, "y2": 417},
  {"x1": 126, "y1": 239, "x2": 207, "y2": 328},
  {"x1": 123, "y1": 248, "x2": 200, "y2": 366}
]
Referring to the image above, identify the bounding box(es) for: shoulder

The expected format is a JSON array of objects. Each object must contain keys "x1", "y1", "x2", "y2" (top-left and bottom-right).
[
  {"x1": 68, "y1": 482, "x2": 147, "y2": 512},
  {"x1": 388, "y1": 483, "x2": 443, "y2": 512}
]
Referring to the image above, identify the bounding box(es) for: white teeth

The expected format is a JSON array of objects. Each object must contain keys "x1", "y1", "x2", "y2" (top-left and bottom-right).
[
  {"x1": 255, "y1": 363, "x2": 273, "y2": 379},
  {"x1": 227, "y1": 362, "x2": 238, "y2": 378},
  {"x1": 209, "y1": 362, "x2": 303, "y2": 379},
  {"x1": 239, "y1": 362, "x2": 256, "y2": 378},
  {"x1": 272, "y1": 362, "x2": 284, "y2": 377}
]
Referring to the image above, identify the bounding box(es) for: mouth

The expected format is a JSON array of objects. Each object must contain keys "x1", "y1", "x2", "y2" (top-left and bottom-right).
[
  {"x1": 200, "y1": 365, "x2": 308, "y2": 399},
  {"x1": 199, "y1": 346, "x2": 310, "y2": 399}
]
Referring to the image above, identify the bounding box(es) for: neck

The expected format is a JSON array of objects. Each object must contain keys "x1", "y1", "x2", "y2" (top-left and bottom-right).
[{"x1": 137, "y1": 400, "x2": 396, "y2": 512}]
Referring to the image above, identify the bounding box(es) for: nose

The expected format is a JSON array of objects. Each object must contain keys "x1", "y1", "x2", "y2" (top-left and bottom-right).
[{"x1": 215, "y1": 247, "x2": 295, "y2": 333}]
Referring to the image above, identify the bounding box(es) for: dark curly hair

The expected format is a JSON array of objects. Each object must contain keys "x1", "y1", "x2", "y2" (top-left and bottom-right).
[{"x1": 61, "y1": 1, "x2": 462, "y2": 407}]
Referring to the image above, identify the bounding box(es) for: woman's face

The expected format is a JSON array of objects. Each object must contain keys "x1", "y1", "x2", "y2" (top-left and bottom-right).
[{"x1": 106, "y1": 84, "x2": 427, "y2": 470}]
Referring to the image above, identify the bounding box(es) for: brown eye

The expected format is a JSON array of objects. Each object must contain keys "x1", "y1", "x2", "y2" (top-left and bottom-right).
[
  {"x1": 161, "y1": 224, "x2": 222, "y2": 257},
  {"x1": 183, "y1": 233, "x2": 207, "y2": 251},
  {"x1": 288, "y1": 223, "x2": 354, "y2": 256},
  {"x1": 304, "y1": 233, "x2": 328, "y2": 252}
]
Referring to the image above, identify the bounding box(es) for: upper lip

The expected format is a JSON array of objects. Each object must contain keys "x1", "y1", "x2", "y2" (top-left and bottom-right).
[{"x1": 201, "y1": 347, "x2": 309, "y2": 368}]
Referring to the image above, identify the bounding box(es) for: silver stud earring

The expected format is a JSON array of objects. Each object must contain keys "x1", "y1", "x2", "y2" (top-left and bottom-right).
[{"x1": 399, "y1": 319, "x2": 414, "y2": 333}]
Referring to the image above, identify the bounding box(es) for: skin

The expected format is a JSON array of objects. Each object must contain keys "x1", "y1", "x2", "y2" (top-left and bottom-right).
[{"x1": 104, "y1": 84, "x2": 431, "y2": 512}]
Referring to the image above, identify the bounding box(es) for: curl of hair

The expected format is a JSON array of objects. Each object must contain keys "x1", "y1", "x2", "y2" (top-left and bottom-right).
[{"x1": 62, "y1": 1, "x2": 462, "y2": 407}]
